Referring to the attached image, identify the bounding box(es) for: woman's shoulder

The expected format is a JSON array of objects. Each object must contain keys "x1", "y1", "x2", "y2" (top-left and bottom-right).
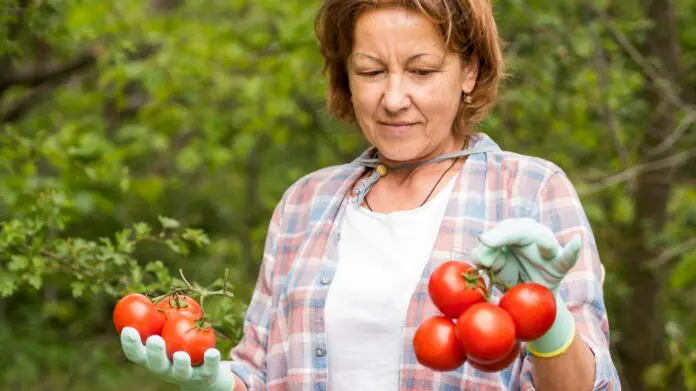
[
  {"x1": 471, "y1": 132, "x2": 574, "y2": 197},
  {"x1": 473, "y1": 132, "x2": 567, "y2": 178},
  {"x1": 276, "y1": 160, "x2": 364, "y2": 210}
]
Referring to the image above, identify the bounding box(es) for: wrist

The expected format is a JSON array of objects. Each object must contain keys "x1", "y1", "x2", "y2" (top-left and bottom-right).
[{"x1": 526, "y1": 293, "x2": 575, "y2": 358}]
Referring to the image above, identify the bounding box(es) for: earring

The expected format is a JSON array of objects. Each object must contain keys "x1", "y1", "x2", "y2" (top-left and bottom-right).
[{"x1": 462, "y1": 92, "x2": 472, "y2": 104}]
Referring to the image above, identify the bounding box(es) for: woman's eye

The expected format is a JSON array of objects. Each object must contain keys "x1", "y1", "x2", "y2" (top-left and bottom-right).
[
  {"x1": 359, "y1": 70, "x2": 383, "y2": 77},
  {"x1": 412, "y1": 69, "x2": 435, "y2": 76}
]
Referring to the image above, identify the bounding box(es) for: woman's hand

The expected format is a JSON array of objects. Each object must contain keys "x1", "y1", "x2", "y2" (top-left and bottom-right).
[
  {"x1": 120, "y1": 327, "x2": 236, "y2": 391},
  {"x1": 470, "y1": 218, "x2": 582, "y2": 358},
  {"x1": 470, "y1": 217, "x2": 582, "y2": 293}
]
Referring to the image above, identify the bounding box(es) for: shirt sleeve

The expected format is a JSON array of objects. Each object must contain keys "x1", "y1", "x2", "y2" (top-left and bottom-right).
[
  {"x1": 226, "y1": 196, "x2": 286, "y2": 390},
  {"x1": 518, "y1": 170, "x2": 621, "y2": 390}
]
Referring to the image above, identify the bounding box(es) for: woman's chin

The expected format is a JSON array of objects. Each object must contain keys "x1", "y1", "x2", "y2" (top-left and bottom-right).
[{"x1": 374, "y1": 143, "x2": 426, "y2": 164}]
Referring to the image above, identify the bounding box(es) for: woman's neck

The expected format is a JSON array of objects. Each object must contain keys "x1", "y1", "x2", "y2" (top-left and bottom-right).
[
  {"x1": 376, "y1": 136, "x2": 467, "y2": 185},
  {"x1": 363, "y1": 136, "x2": 469, "y2": 213}
]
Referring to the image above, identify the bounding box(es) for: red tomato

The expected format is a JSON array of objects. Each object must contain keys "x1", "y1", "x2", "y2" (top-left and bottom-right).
[
  {"x1": 413, "y1": 316, "x2": 467, "y2": 371},
  {"x1": 499, "y1": 283, "x2": 556, "y2": 341},
  {"x1": 455, "y1": 302, "x2": 517, "y2": 364},
  {"x1": 468, "y1": 342, "x2": 520, "y2": 372},
  {"x1": 161, "y1": 316, "x2": 216, "y2": 366},
  {"x1": 113, "y1": 293, "x2": 166, "y2": 343},
  {"x1": 155, "y1": 294, "x2": 203, "y2": 319},
  {"x1": 428, "y1": 261, "x2": 488, "y2": 319}
]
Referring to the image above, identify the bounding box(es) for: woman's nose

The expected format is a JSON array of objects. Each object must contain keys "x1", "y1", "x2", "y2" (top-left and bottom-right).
[{"x1": 381, "y1": 74, "x2": 411, "y2": 114}]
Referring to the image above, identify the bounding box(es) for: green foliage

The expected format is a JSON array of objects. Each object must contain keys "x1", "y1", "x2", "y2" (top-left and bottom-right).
[{"x1": 0, "y1": 0, "x2": 695, "y2": 389}]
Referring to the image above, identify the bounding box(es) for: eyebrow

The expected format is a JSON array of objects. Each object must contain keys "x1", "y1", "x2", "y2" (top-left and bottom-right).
[{"x1": 352, "y1": 52, "x2": 430, "y2": 64}]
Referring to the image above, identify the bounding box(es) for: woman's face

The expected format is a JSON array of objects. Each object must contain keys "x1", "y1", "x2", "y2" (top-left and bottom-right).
[{"x1": 348, "y1": 7, "x2": 478, "y2": 163}]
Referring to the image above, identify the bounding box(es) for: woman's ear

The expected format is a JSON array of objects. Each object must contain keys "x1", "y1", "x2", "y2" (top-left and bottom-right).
[{"x1": 461, "y1": 54, "x2": 480, "y2": 94}]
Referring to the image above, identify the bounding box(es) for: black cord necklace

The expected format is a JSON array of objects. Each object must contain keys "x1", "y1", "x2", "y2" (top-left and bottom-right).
[{"x1": 364, "y1": 143, "x2": 465, "y2": 212}]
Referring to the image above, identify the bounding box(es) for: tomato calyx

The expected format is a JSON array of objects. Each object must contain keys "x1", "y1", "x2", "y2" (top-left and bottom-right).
[
  {"x1": 460, "y1": 268, "x2": 489, "y2": 300},
  {"x1": 147, "y1": 268, "x2": 237, "y2": 340},
  {"x1": 469, "y1": 264, "x2": 518, "y2": 298}
]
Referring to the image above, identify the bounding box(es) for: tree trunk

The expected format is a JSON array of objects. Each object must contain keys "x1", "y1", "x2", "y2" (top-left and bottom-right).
[{"x1": 616, "y1": 0, "x2": 684, "y2": 390}]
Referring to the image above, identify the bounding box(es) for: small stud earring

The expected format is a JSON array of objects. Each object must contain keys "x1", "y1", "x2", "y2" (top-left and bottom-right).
[{"x1": 462, "y1": 93, "x2": 472, "y2": 104}]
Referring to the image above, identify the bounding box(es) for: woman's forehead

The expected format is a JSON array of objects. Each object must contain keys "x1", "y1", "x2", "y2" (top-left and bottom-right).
[{"x1": 352, "y1": 8, "x2": 447, "y2": 54}]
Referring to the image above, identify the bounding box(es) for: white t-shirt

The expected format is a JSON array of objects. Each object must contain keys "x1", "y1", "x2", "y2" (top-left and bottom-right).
[{"x1": 324, "y1": 176, "x2": 456, "y2": 390}]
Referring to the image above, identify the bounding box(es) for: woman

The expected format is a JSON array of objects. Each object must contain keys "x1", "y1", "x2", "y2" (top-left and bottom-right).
[{"x1": 119, "y1": 0, "x2": 620, "y2": 390}]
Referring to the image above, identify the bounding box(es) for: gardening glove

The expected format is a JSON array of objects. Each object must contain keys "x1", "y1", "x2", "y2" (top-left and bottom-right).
[
  {"x1": 470, "y1": 218, "x2": 582, "y2": 358},
  {"x1": 120, "y1": 327, "x2": 236, "y2": 391}
]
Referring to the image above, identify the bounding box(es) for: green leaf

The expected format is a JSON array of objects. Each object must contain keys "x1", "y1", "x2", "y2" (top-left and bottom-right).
[
  {"x1": 71, "y1": 281, "x2": 86, "y2": 297},
  {"x1": 8, "y1": 255, "x2": 29, "y2": 271},
  {"x1": 165, "y1": 239, "x2": 188, "y2": 255},
  {"x1": 133, "y1": 222, "x2": 152, "y2": 240},
  {"x1": 0, "y1": 272, "x2": 16, "y2": 297},
  {"x1": 642, "y1": 362, "x2": 671, "y2": 390},
  {"x1": 182, "y1": 228, "x2": 211, "y2": 247},
  {"x1": 115, "y1": 229, "x2": 134, "y2": 253},
  {"x1": 158, "y1": 216, "x2": 181, "y2": 230},
  {"x1": 669, "y1": 251, "x2": 696, "y2": 289},
  {"x1": 176, "y1": 145, "x2": 203, "y2": 174},
  {"x1": 26, "y1": 274, "x2": 42, "y2": 291},
  {"x1": 120, "y1": 167, "x2": 131, "y2": 192},
  {"x1": 111, "y1": 253, "x2": 127, "y2": 266}
]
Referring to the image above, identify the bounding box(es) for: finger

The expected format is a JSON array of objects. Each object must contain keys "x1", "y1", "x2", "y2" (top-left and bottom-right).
[
  {"x1": 478, "y1": 218, "x2": 539, "y2": 248},
  {"x1": 120, "y1": 327, "x2": 147, "y2": 364},
  {"x1": 557, "y1": 234, "x2": 582, "y2": 273},
  {"x1": 493, "y1": 261, "x2": 524, "y2": 289},
  {"x1": 469, "y1": 243, "x2": 499, "y2": 268},
  {"x1": 145, "y1": 335, "x2": 171, "y2": 374},
  {"x1": 171, "y1": 351, "x2": 194, "y2": 382},
  {"x1": 199, "y1": 348, "x2": 221, "y2": 379},
  {"x1": 533, "y1": 228, "x2": 561, "y2": 260},
  {"x1": 483, "y1": 219, "x2": 561, "y2": 260}
]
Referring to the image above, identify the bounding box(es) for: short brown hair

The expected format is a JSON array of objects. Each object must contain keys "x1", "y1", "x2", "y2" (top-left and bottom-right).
[{"x1": 314, "y1": 0, "x2": 505, "y2": 135}]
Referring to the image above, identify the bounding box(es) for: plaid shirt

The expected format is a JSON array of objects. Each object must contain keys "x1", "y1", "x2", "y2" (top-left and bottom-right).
[{"x1": 227, "y1": 133, "x2": 620, "y2": 390}]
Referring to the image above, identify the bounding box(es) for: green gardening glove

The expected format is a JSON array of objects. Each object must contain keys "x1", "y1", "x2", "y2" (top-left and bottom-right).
[
  {"x1": 470, "y1": 218, "x2": 582, "y2": 358},
  {"x1": 120, "y1": 327, "x2": 236, "y2": 391}
]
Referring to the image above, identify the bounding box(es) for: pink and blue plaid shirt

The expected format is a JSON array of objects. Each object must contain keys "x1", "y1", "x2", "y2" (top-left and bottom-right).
[{"x1": 227, "y1": 133, "x2": 620, "y2": 390}]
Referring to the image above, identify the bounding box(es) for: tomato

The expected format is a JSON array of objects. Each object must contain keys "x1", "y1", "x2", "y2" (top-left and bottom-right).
[
  {"x1": 455, "y1": 302, "x2": 517, "y2": 364},
  {"x1": 113, "y1": 293, "x2": 166, "y2": 343},
  {"x1": 161, "y1": 316, "x2": 216, "y2": 366},
  {"x1": 413, "y1": 316, "x2": 467, "y2": 371},
  {"x1": 428, "y1": 261, "x2": 487, "y2": 319},
  {"x1": 468, "y1": 342, "x2": 520, "y2": 372},
  {"x1": 499, "y1": 283, "x2": 556, "y2": 341},
  {"x1": 155, "y1": 294, "x2": 203, "y2": 320}
]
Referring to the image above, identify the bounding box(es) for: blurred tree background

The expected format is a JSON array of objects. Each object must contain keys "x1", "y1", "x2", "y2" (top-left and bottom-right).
[{"x1": 0, "y1": 0, "x2": 695, "y2": 389}]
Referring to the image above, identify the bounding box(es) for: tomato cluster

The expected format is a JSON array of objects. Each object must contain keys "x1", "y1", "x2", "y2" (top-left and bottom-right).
[
  {"x1": 113, "y1": 292, "x2": 216, "y2": 366},
  {"x1": 413, "y1": 261, "x2": 557, "y2": 373}
]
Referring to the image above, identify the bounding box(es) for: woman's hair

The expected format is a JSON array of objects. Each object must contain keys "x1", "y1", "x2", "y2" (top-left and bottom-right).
[{"x1": 314, "y1": 0, "x2": 505, "y2": 135}]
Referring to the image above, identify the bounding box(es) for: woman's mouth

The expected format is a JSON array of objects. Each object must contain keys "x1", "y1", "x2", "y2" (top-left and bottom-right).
[{"x1": 379, "y1": 121, "x2": 417, "y2": 136}]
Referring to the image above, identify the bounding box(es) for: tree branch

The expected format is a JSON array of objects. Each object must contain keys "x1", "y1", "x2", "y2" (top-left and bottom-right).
[
  {"x1": 0, "y1": 43, "x2": 159, "y2": 124},
  {"x1": 0, "y1": 48, "x2": 97, "y2": 95},
  {"x1": 646, "y1": 110, "x2": 696, "y2": 158},
  {"x1": 0, "y1": 83, "x2": 52, "y2": 123},
  {"x1": 648, "y1": 237, "x2": 696, "y2": 269},
  {"x1": 587, "y1": 10, "x2": 631, "y2": 171},
  {"x1": 578, "y1": 146, "x2": 696, "y2": 195},
  {"x1": 589, "y1": 3, "x2": 696, "y2": 117}
]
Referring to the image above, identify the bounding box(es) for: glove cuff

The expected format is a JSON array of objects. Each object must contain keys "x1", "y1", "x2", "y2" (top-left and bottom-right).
[{"x1": 526, "y1": 294, "x2": 575, "y2": 358}]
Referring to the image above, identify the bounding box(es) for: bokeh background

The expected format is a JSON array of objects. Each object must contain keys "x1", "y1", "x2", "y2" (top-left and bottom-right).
[{"x1": 1, "y1": 0, "x2": 695, "y2": 390}]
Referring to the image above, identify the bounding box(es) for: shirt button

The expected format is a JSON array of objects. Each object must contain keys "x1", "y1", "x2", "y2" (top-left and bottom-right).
[
  {"x1": 315, "y1": 347, "x2": 326, "y2": 357},
  {"x1": 320, "y1": 276, "x2": 331, "y2": 285}
]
